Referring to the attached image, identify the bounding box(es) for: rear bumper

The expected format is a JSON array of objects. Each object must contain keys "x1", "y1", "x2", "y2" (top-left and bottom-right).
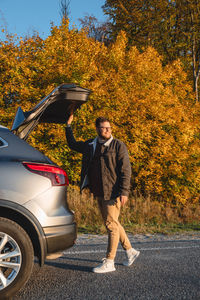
[{"x1": 43, "y1": 223, "x2": 77, "y2": 254}]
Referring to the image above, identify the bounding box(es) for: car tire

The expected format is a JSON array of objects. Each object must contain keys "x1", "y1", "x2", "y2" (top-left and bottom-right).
[{"x1": 0, "y1": 217, "x2": 34, "y2": 299}]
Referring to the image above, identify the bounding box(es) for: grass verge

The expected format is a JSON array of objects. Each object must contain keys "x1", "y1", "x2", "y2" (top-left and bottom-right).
[{"x1": 67, "y1": 185, "x2": 200, "y2": 235}]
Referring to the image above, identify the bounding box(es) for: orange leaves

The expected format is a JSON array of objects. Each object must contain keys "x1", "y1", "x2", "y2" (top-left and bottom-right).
[{"x1": 0, "y1": 26, "x2": 199, "y2": 204}]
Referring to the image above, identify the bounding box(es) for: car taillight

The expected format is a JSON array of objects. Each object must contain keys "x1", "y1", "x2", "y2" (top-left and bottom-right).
[{"x1": 23, "y1": 162, "x2": 69, "y2": 186}]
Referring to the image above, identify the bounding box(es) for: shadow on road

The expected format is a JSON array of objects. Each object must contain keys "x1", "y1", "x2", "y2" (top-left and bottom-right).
[
  {"x1": 60, "y1": 256, "x2": 100, "y2": 263},
  {"x1": 45, "y1": 260, "x2": 93, "y2": 273},
  {"x1": 45, "y1": 256, "x2": 124, "y2": 270}
]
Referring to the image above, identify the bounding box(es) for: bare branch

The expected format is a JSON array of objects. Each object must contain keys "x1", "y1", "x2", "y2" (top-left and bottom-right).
[{"x1": 59, "y1": 0, "x2": 70, "y2": 21}]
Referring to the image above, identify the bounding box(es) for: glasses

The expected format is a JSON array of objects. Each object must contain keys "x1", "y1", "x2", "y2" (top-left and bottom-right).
[{"x1": 98, "y1": 127, "x2": 112, "y2": 131}]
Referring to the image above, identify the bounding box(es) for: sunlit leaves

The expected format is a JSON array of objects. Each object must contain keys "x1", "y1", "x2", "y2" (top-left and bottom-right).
[{"x1": 0, "y1": 25, "x2": 199, "y2": 204}]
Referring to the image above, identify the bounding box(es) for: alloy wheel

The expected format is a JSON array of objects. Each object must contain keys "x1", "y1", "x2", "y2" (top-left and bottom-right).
[{"x1": 0, "y1": 232, "x2": 22, "y2": 290}]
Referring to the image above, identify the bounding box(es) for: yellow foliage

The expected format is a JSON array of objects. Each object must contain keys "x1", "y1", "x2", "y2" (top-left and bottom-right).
[{"x1": 0, "y1": 25, "x2": 199, "y2": 205}]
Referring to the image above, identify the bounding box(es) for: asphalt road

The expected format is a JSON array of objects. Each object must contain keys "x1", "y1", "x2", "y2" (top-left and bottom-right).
[{"x1": 14, "y1": 234, "x2": 200, "y2": 300}]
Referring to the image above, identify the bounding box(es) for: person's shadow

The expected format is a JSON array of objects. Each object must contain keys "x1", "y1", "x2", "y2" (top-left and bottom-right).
[{"x1": 45, "y1": 256, "x2": 122, "y2": 272}]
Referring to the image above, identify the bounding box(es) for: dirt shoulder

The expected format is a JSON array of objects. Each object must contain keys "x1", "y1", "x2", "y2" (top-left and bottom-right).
[{"x1": 76, "y1": 231, "x2": 200, "y2": 245}]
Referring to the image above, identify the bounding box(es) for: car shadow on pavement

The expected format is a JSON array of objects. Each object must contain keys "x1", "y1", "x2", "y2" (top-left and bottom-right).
[
  {"x1": 45, "y1": 260, "x2": 93, "y2": 273},
  {"x1": 60, "y1": 256, "x2": 101, "y2": 263}
]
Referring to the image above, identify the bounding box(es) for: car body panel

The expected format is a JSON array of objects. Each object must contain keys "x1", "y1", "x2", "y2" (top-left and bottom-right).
[
  {"x1": 23, "y1": 187, "x2": 74, "y2": 227},
  {"x1": 43, "y1": 223, "x2": 76, "y2": 253},
  {"x1": 0, "y1": 161, "x2": 51, "y2": 204}
]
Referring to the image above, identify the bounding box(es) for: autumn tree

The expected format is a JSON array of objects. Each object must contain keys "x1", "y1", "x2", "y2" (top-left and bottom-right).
[
  {"x1": 59, "y1": 0, "x2": 71, "y2": 21},
  {"x1": 79, "y1": 14, "x2": 110, "y2": 44},
  {"x1": 102, "y1": 0, "x2": 177, "y2": 56},
  {"x1": 0, "y1": 22, "x2": 200, "y2": 204},
  {"x1": 177, "y1": 0, "x2": 200, "y2": 102},
  {"x1": 103, "y1": 0, "x2": 200, "y2": 101}
]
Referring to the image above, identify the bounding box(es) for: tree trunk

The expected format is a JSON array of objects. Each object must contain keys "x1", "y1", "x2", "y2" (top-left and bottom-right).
[
  {"x1": 194, "y1": 74, "x2": 199, "y2": 102},
  {"x1": 192, "y1": 36, "x2": 200, "y2": 102}
]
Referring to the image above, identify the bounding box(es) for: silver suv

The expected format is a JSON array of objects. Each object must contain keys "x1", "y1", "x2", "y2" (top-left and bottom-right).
[{"x1": 0, "y1": 84, "x2": 91, "y2": 298}]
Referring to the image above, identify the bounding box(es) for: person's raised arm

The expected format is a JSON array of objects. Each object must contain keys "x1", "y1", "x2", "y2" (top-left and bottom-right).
[
  {"x1": 67, "y1": 114, "x2": 73, "y2": 125},
  {"x1": 65, "y1": 114, "x2": 85, "y2": 153}
]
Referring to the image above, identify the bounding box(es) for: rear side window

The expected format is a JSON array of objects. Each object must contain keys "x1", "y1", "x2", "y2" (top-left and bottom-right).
[{"x1": 0, "y1": 137, "x2": 8, "y2": 148}]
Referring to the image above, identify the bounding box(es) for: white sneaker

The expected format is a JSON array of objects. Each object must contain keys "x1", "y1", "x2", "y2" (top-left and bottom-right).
[
  {"x1": 93, "y1": 258, "x2": 116, "y2": 273},
  {"x1": 123, "y1": 248, "x2": 140, "y2": 266}
]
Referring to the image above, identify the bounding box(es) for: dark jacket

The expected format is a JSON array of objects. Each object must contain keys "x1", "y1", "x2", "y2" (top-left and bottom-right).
[{"x1": 65, "y1": 126, "x2": 131, "y2": 200}]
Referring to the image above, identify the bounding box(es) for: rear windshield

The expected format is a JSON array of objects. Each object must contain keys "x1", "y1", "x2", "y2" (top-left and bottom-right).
[{"x1": 0, "y1": 137, "x2": 8, "y2": 148}]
